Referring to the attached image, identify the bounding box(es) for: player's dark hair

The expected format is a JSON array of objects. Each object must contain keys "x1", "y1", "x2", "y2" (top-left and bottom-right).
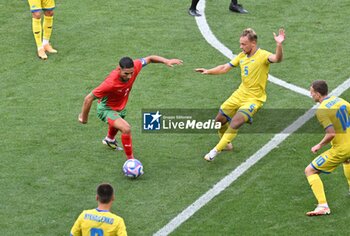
[
  {"x1": 311, "y1": 80, "x2": 328, "y2": 96},
  {"x1": 119, "y1": 57, "x2": 134, "y2": 69},
  {"x1": 241, "y1": 28, "x2": 258, "y2": 42},
  {"x1": 97, "y1": 183, "x2": 114, "y2": 204}
]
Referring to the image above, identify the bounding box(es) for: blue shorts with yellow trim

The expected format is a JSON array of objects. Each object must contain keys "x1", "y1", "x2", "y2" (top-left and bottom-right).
[
  {"x1": 311, "y1": 148, "x2": 350, "y2": 173},
  {"x1": 220, "y1": 90, "x2": 263, "y2": 123},
  {"x1": 28, "y1": 0, "x2": 55, "y2": 12}
]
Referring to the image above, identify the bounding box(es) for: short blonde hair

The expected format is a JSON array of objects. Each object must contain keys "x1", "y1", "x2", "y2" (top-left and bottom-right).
[{"x1": 241, "y1": 28, "x2": 258, "y2": 42}]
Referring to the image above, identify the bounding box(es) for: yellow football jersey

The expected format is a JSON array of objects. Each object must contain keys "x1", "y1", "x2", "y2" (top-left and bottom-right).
[
  {"x1": 70, "y1": 209, "x2": 127, "y2": 236},
  {"x1": 229, "y1": 49, "x2": 272, "y2": 102},
  {"x1": 316, "y1": 95, "x2": 350, "y2": 156}
]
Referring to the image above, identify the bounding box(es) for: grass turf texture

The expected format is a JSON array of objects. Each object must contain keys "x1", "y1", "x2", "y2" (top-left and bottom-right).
[{"x1": 1, "y1": 0, "x2": 349, "y2": 235}]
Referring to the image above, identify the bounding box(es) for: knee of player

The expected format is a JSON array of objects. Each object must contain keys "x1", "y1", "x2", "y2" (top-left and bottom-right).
[
  {"x1": 230, "y1": 115, "x2": 246, "y2": 129},
  {"x1": 121, "y1": 124, "x2": 132, "y2": 134},
  {"x1": 32, "y1": 12, "x2": 41, "y2": 19},
  {"x1": 216, "y1": 117, "x2": 227, "y2": 125},
  {"x1": 44, "y1": 10, "x2": 54, "y2": 16},
  {"x1": 304, "y1": 165, "x2": 315, "y2": 176},
  {"x1": 215, "y1": 113, "x2": 228, "y2": 124}
]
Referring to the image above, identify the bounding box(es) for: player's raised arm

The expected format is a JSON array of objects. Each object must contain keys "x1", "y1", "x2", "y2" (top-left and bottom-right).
[
  {"x1": 78, "y1": 93, "x2": 95, "y2": 124},
  {"x1": 195, "y1": 63, "x2": 232, "y2": 75},
  {"x1": 143, "y1": 55, "x2": 183, "y2": 67},
  {"x1": 268, "y1": 28, "x2": 285, "y2": 63}
]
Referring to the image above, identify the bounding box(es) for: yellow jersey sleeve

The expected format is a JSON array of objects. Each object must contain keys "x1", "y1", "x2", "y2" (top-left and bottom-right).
[
  {"x1": 70, "y1": 212, "x2": 84, "y2": 236},
  {"x1": 229, "y1": 52, "x2": 244, "y2": 67},
  {"x1": 316, "y1": 108, "x2": 333, "y2": 130},
  {"x1": 116, "y1": 218, "x2": 127, "y2": 236}
]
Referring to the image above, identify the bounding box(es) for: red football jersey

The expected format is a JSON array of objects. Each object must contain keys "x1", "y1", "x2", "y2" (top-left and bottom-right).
[{"x1": 92, "y1": 59, "x2": 143, "y2": 111}]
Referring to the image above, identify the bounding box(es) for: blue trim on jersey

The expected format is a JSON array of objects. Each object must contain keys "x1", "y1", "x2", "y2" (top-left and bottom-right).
[
  {"x1": 96, "y1": 208, "x2": 110, "y2": 212},
  {"x1": 70, "y1": 234, "x2": 73, "y2": 236},
  {"x1": 323, "y1": 96, "x2": 331, "y2": 101},
  {"x1": 238, "y1": 110, "x2": 253, "y2": 124},
  {"x1": 228, "y1": 62, "x2": 234, "y2": 67},
  {"x1": 310, "y1": 163, "x2": 331, "y2": 174},
  {"x1": 219, "y1": 109, "x2": 232, "y2": 122},
  {"x1": 140, "y1": 58, "x2": 147, "y2": 67},
  {"x1": 43, "y1": 7, "x2": 55, "y2": 11},
  {"x1": 30, "y1": 9, "x2": 41, "y2": 12},
  {"x1": 324, "y1": 124, "x2": 334, "y2": 131}
]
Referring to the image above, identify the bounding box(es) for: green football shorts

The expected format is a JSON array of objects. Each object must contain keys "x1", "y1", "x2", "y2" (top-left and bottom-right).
[{"x1": 97, "y1": 105, "x2": 127, "y2": 124}]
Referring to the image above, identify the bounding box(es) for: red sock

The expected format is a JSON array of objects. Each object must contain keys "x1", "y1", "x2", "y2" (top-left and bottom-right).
[
  {"x1": 121, "y1": 133, "x2": 134, "y2": 159},
  {"x1": 107, "y1": 125, "x2": 118, "y2": 140}
]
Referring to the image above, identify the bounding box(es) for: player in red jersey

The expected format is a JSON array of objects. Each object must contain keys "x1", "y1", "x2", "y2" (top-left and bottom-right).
[{"x1": 78, "y1": 56, "x2": 182, "y2": 159}]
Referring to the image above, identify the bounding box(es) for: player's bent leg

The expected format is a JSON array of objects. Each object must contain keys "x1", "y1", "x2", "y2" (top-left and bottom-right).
[
  {"x1": 205, "y1": 126, "x2": 238, "y2": 161},
  {"x1": 215, "y1": 113, "x2": 245, "y2": 151},
  {"x1": 204, "y1": 114, "x2": 244, "y2": 161},
  {"x1": 232, "y1": 111, "x2": 249, "y2": 129},
  {"x1": 102, "y1": 117, "x2": 123, "y2": 150},
  {"x1": 305, "y1": 165, "x2": 329, "y2": 216},
  {"x1": 112, "y1": 118, "x2": 134, "y2": 159},
  {"x1": 215, "y1": 111, "x2": 228, "y2": 124},
  {"x1": 219, "y1": 96, "x2": 239, "y2": 151},
  {"x1": 112, "y1": 117, "x2": 131, "y2": 134},
  {"x1": 216, "y1": 111, "x2": 234, "y2": 151}
]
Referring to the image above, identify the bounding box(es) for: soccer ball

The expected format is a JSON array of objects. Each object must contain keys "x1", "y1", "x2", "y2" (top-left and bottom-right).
[{"x1": 122, "y1": 159, "x2": 144, "y2": 178}]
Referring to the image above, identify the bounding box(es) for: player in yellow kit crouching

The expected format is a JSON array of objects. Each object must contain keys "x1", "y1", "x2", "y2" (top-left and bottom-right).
[
  {"x1": 195, "y1": 28, "x2": 285, "y2": 161},
  {"x1": 305, "y1": 80, "x2": 350, "y2": 216}
]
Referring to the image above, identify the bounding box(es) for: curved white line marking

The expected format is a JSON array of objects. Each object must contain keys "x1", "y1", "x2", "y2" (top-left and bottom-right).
[{"x1": 195, "y1": 0, "x2": 310, "y2": 97}]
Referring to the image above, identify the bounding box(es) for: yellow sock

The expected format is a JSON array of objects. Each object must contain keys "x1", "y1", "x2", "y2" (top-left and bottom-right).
[
  {"x1": 343, "y1": 163, "x2": 350, "y2": 188},
  {"x1": 218, "y1": 122, "x2": 229, "y2": 138},
  {"x1": 43, "y1": 15, "x2": 53, "y2": 42},
  {"x1": 32, "y1": 18, "x2": 42, "y2": 49},
  {"x1": 215, "y1": 127, "x2": 238, "y2": 152},
  {"x1": 307, "y1": 174, "x2": 327, "y2": 204}
]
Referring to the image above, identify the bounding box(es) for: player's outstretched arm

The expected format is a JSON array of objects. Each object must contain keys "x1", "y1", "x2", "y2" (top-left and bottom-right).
[
  {"x1": 311, "y1": 126, "x2": 335, "y2": 153},
  {"x1": 195, "y1": 63, "x2": 232, "y2": 75},
  {"x1": 143, "y1": 55, "x2": 183, "y2": 67},
  {"x1": 268, "y1": 28, "x2": 285, "y2": 63},
  {"x1": 78, "y1": 93, "x2": 95, "y2": 124}
]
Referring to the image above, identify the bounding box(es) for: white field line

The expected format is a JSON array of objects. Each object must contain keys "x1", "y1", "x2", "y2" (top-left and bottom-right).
[
  {"x1": 153, "y1": 1, "x2": 350, "y2": 235},
  {"x1": 194, "y1": 0, "x2": 311, "y2": 98},
  {"x1": 154, "y1": 77, "x2": 350, "y2": 236}
]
